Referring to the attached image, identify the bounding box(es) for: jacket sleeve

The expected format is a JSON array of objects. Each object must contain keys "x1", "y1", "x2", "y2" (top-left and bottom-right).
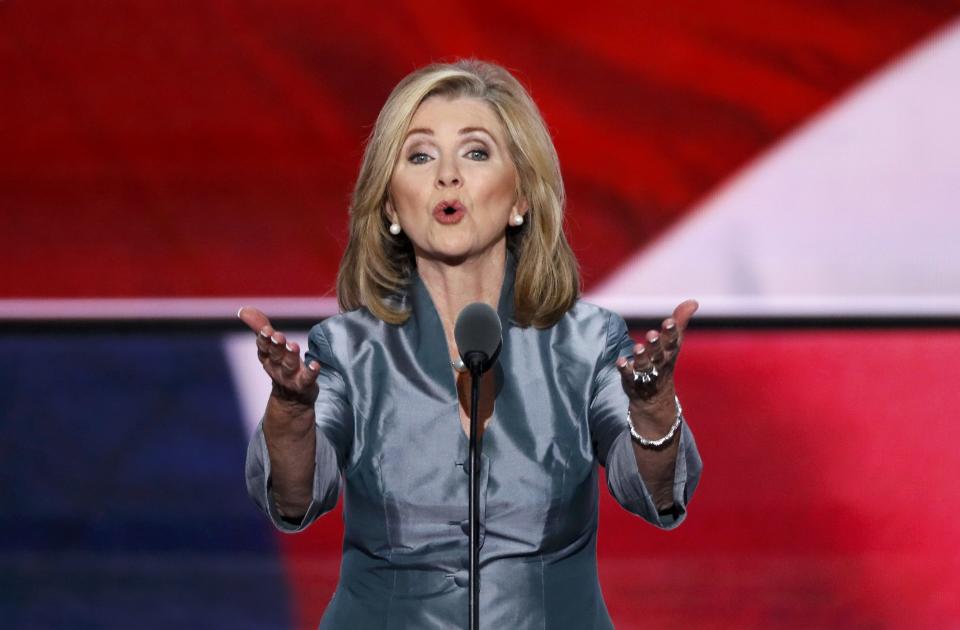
[
  {"x1": 588, "y1": 310, "x2": 702, "y2": 530},
  {"x1": 244, "y1": 322, "x2": 353, "y2": 533}
]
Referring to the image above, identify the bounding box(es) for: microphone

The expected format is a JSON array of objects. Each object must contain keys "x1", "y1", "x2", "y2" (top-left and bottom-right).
[
  {"x1": 454, "y1": 302, "x2": 502, "y2": 374},
  {"x1": 453, "y1": 302, "x2": 501, "y2": 630}
]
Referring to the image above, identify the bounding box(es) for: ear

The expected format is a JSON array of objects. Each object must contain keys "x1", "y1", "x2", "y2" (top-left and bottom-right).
[
  {"x1": 384, "y1": 199, "x2": 396, "y2": 224},
  {"x1": 510, "y1": 197, "x2": 529, "y2": 221}
]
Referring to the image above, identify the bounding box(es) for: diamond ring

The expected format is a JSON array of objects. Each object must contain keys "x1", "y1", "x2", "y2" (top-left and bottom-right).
[{"x1": 632, "y1": 364, "x2": 659, "y2": 385}]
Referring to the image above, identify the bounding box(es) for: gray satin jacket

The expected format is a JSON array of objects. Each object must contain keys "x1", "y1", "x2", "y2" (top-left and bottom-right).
[{"x1": 246, "y1": 256, "x2": 702, "y2": 629}]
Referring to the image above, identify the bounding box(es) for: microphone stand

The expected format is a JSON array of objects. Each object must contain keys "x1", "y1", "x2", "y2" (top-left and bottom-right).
[
  {"x1": 455, "y1": 301, "x2": 501, "y2": 630},
  {"x1": 466, "y1": 352, "x2": 484, "y2": 630}
]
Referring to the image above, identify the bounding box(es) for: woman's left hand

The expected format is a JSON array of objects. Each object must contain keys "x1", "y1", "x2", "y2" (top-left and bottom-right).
[
  {"x1": 616, "y1": 299, "x2": 699, "y2": 414},
  {"x1": 616, "y1": 299, "x2": 698, "y2": 508}
]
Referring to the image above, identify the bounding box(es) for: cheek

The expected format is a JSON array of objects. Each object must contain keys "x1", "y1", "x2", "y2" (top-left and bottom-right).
[
  {"x1": 391, "y1": 170, "x2": 428, "y2": 210},
  {"x1": 478, "y1": 166, "x2": 518, "y2": 205}
]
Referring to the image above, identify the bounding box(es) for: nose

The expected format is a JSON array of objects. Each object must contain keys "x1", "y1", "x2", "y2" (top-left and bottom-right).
[{"x1": 436, "y1": 156, "x2": 462, "y2": 188}]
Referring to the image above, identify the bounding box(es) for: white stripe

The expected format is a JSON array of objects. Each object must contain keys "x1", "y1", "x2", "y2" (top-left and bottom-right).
[
  {"x1": 0, "y1": 297, "x2": 339, "y2": 320},
  {"x1": 589, "y1": 17, "x2": 960, "y2": 318},
  {"x1": 3, "y1": 294, "x2": 954, "y2": 321},
  {"x1": 588, "y1": 295, "x2": 960, "y2": 318}
]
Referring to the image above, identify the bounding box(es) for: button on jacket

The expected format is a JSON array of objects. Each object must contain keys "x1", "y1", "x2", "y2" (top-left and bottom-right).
[{"x1": 246, "y1": 256, "x2": 702, "y2": 629}]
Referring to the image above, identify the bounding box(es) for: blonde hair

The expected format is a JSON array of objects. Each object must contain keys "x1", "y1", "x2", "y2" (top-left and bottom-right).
[{"x1": 336, "y1": 59, "x2": 579, "y2": 328}]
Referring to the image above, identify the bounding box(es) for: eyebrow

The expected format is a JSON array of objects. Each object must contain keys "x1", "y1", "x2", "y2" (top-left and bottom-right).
[{"x1": 403, "y1": 126, "x2": 497, "y2": 141}]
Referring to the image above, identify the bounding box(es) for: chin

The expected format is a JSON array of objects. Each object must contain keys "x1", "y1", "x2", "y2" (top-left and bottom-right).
[
  {"x1": 425, "y1": 237, "x2": 474, "y2": 262},
  {"x1": 428, "y1": 249, "x2": 473, "y2": 266},
  {"x1": 418, "y1": 234, "x2": 505, "y2": 267}
]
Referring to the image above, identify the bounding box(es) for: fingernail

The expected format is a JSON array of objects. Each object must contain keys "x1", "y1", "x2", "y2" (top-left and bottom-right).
[
  {"x1": 270, "y1": 336, "x2": 280, "y2": 345},
  {"x1": 308, "y1": 362, "x2": 319, "y2": 371},
  {"x1": 650, "y1": 336, "x2": 660, "y2": 344},
  {"x1": 236, "y1": 307, "x2": 243, "y2": 318},
  {"x1": 665, "y1": 321, "x2": 676, "y2": 330},
  {"x1": 636, "y1": 346, "x2": 645, "y2": 355},
  {"x1": 259, "y1": 329, "x2": 269, "y2": 338},
  {"x1": 285, "y1": 343, "x2": 294, "y2": 352}
]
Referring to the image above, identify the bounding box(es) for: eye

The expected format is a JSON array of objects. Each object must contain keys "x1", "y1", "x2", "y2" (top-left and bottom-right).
[
  {"x1": 465, "y1": 148, "x2": 489, "y2": 161},
  {"x1": 408, "y1": 152, "x2": 432, "y2": 165}
]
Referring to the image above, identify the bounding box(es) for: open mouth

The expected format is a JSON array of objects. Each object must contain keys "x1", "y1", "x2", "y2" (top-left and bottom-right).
[{"x1": 433, "y1": 200, "x2": 466, "y2": 224}]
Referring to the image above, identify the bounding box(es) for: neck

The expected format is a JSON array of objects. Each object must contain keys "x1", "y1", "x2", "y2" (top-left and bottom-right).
[{"x1": 415, "y1": 243, "x2": 506, "y2": 355}]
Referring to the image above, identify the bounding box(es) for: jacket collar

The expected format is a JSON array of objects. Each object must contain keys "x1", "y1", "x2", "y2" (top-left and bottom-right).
[
  {"x1": 398, "y1": 252, "x2": 516, "y2": 381},
  {"x1": 405, "y1": 250, "x2": 516, "y2": 331}
]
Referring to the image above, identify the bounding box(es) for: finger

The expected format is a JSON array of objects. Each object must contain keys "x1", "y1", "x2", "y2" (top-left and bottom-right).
[
  {"x1": 661, "y1": 317, "x2": 680, "y2": 352},
  {"x1": 671, "y1": 299, "x2": 699, "y2": 332},
  {"x1": 238, "y1": 306, "x2": 272, "y2": 335},
  {"x1": 616, "y1": 354, "x2": 642, "y2": 393},
  {"x1": 645, "y1": 329, "x2": 665, "y2": 365},
  {"x1": 266, "y1": 331, "x2": 286, "y2": 364},
  {"x1": 255, "y1": 326, "x2": 275, "y2": 359},
  {"x1": 295, "y1": 360, "x2": 321, "y2": 390},
  {"x1": 279, "y1": 340, "x2": 301, "y2": 375},
  {"x1": 631, "y1": 341, "x2": 653, "y2": 370}
]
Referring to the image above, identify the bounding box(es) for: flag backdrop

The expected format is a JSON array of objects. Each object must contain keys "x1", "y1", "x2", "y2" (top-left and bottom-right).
[{"x1": 2, "y1": 2, "x2": 959, "y2": 628}]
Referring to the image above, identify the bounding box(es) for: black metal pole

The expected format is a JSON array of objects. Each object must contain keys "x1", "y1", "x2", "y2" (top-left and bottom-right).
[{"x1": 468, "y1": 357, "x2": 482, "y2": 630}]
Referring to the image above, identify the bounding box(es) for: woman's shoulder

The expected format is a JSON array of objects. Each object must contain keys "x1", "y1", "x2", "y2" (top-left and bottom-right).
[
  {"x1": 306, "y1": 307, "x2": 385, "y2": 360},
  {"x1": 560, "y1": 299, "x2": 627, "y2": 336},
  {"x1": 529, "y1": 300, "x2": 628, "y2": 360},
  {"x1": 311, "y1": 305, "x2": 388, "y2": 336},
  {"x1": 567, "y1": 298, "x2": 616, "y2": 319},
  {"x1": 566, "y1": 300, "x2": 633, "y2": 355}
]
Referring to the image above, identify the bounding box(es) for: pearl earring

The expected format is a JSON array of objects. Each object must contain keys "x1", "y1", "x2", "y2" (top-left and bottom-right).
[
  {"x1": 511, "y1": 214, "x2": 524, "y2": 226},
  {"x1": 389, "y1": 222, "x2": 402, "y2": 235}
]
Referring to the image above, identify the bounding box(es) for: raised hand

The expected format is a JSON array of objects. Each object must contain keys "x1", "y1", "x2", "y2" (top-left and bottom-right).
[
  {"x1": 616, "y1": 299, "x2": 699, "y2": 407},
  {"x1": 237, "y1": 306, "x2": 320, "y2": 408}
]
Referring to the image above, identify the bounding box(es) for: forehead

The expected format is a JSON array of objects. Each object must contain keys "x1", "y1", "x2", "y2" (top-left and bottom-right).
[{"x1": 406, "y1": 95, "x2": 506, "y2": 139}]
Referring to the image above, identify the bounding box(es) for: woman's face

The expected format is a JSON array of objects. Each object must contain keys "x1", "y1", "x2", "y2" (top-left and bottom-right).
[{"x1": 388, "y1": 95, "x2": 525, "y2": 266}]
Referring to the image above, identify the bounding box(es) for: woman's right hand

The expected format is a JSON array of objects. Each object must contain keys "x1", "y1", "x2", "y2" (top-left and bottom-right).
[{"x1": 238, "y1": 306, "x2": 320, "y2": 408}]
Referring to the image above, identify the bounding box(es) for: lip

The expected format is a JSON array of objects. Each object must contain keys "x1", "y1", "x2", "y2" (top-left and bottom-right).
[{"x1": 432, "y1": 200, "x2": 467, "y2": 225}]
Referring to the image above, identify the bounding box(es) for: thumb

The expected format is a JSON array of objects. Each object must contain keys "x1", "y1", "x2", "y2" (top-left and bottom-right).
[
  {"x1": 672, "y1": 299, "x2": 699, "y2": 332},
  {"x1": 237, "y1": 305, "x2": 272, "y2": 334}
]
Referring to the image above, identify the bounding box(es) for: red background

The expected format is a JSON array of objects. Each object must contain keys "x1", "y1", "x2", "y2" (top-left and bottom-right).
[
  {"x1": 4, "y1": 1, "x2": 958, "y2": 296},
  {"x1": 3, "y1": 2, "x2": 959, "y2": 627}
]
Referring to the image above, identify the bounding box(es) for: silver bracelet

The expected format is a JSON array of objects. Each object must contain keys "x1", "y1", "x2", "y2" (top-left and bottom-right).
[{"x1": 628, "y1": 395, "x2": 683, "y2": 448}]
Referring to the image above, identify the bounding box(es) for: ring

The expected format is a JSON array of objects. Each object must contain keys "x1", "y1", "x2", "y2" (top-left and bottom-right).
[{"x1": 632, "y1": 364, "x2": 659, "y2": 385}]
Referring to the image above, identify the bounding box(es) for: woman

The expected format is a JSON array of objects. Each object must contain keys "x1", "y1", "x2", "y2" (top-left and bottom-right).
[{"x1": 240, "y1": 59, "x2": 702, "y2": 628}]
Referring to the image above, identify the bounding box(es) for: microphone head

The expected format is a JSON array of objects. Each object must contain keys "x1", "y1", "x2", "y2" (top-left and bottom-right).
[{"x1": 454, "y1": 302, "x2": 502, "y2": 371}]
